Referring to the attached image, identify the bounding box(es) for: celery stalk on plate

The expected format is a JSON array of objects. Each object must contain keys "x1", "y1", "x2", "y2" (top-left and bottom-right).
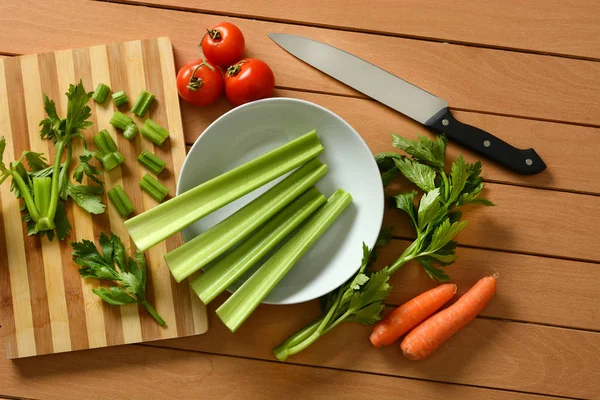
[
  {"x1": 191, "y1": 187, "x2": 327, "y2": 304},
  {"x1": 216, "y1": 189, "x2": 352, "y2": 332},
  {"x1": 124, "y1": 130, "x2": 324, "y2": 252},
  {"x1": 165, "y1": 158, "x2": 328, "y2": 282}
]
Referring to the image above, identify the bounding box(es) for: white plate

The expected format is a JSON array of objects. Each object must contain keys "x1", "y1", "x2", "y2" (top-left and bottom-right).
[{"x1": 177, "y1": 97, "x2": 384, "y2": 304}]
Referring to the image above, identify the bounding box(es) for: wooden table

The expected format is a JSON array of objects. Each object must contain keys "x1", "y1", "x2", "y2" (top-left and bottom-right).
[{"x1": 1, "y1": 1, "x2": 599, "y2": 399}]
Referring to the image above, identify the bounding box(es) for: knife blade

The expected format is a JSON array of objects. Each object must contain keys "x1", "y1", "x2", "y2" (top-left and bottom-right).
[{"x1": 268, "y1": 33, "x2": 546, "y2": 175}]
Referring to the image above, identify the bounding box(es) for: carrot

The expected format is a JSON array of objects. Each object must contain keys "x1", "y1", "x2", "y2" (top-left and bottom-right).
[
  {"x1": 400, "y1": 275, "x2": 497, "y2": 360},
  {"x1": 370, "y1": 283, "x2": 457, "y2": 347}
]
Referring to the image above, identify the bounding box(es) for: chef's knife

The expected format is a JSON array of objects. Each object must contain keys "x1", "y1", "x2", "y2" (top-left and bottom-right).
[{"x1": 268, "y1": 33, "x2": 546, "y2": 175}]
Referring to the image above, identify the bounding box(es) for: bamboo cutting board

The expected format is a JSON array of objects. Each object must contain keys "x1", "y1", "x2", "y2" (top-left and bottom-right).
[{"x1": 0, "y1": 37, "x2": 207, "y2": 359}]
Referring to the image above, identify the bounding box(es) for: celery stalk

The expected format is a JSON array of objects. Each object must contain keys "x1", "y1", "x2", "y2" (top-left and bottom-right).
[
  {"x1": 110, "y1": 111, "x2": 134, "y2": 130},
  {"x1": 166, "y1": 159, "x2": 328, "y2": 282},
  {"x1": 140, "y1": 173, "x2": 169, "y2": 203},
  {"x1": 112, "y1": 90, "x2": 128, "y2": 107},
  {"x1": 107, "y1": 185, "x2": 135, "y2": 218},
  {"x1": 141, "y1": 119, "x2": 169, "y2": 146},
  {"x1": 93, "y1": 130, "x2": 125, "y2": 171},
  {"x1": 110, "y1": 111, "x2": 138, "y2": 140},
  {"x1": 191, "y1": 187, "x2": 326, "y2": 304},
  {"x1": 131, "y1": 90, "x2": 155, "y2": 117},
  {"x1": 92, "y1": 83, "x2": 110, "y2": 104},
  {"x1": 216, "y1": 189, "x2": 352, "y2": 332},
  {"x1": 33, "y1": 176, "x2": 55, "y2": 231},
  {"x1": 137, "y1": 151, "x2": 166, "y2": 175},
  {"x1": 124, "y1": 130, "x2": 324, "y2": 252}
]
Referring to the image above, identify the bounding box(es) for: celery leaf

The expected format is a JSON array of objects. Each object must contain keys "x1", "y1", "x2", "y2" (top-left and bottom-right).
[{"x1": 71, "y1": 232, "x2": 165, "y2": 326}]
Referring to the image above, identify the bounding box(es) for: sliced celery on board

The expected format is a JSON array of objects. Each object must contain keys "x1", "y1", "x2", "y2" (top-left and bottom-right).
[
  {"x1": 131, "y1": 90, "x2": 155, "y2": 117},
  {"x1": 165, "y1": 158, "x2": 328, "y2": 282},
  {"x1": 107, "y1": 185, "x2": 135, "y2": 218},
  {"x1": 93, "y1": 129, "x2": 125, "y2": 171},
  {"x1": 124, "y1": 130, "x2": 324, "y2": 252},
  {"x1": 191, "y1": 187, "x2": 327, "y2": 304},
  {"x1": 141, "y1": 119, "x2": 169, "y2": 146},
  {"x1": 91, "y1": 83, "x2": 110, "y2": 104},
  {"x1": 216, "y1": 189, "x2": 352, "y2": 332},
  {"x1": 137, "y1": 151, "x2": 166, "y2": 175},
  {"x1": 140, "y1": 174, "x2": 169, "y2": 203}
]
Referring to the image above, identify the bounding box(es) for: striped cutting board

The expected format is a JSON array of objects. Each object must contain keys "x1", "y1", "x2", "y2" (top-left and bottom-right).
[{"x1": 0, "y1": 37, "x2": 207, "y2": 359}]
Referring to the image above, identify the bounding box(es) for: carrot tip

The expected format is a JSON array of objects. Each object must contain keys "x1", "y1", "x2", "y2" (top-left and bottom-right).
[
  {"x1": 401, "y1": 349, "x2": 421, "y2": 361},
  {"x1": 450, "y1": 283, "x2": 458, "y2": 294},
  {"x1": 492, "y1": 272, "x2": 500, "y2": 279}
]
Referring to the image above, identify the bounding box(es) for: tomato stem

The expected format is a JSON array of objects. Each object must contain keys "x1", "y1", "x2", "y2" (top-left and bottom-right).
[
  {"x1": 207, "y1": 29, "x2": 222, "y2": 40},
  {"x1": 226, "y1": 60, "x2": 248, "y2": 77},
  {"x1": 187, "y1": 59, "x2": 216, "y2": 91},
  {"x1": 187, "y1": 64, "x2": 203, "y2": 91}
]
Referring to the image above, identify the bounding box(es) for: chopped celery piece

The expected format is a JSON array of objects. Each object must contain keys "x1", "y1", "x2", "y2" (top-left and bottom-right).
[
  {"x1": 131, "y1": 90, "x2": 155, "y2": 117},
  {"x1": 33, "y1": 177, "x2": 55, "y2": 231},
  {"x1": 123, "y1": 124, "x2": 139, "y2": 140},
  {"x1": 124, "y1": 130, "x2": 324, "y2": 252},
  {"x1": 107, "y1": 185, "x2": 135, "y2": 218},
  {"x1": 191, "y1": 187, "x2": 326, "y2": 304},
  {"x1": 165, "y1": 159, "x2": 328, "y2": 282},
  {"x1": 93, "y1": 130, "x2": 125, "y2": 171},
  {"x1": 216, "y1": 189, "x2": 352, "y2": 332},
  {"x1": 110, "y1": 111, "x2": 138, "y2": 140},
  {"x1": 92, "y1": 83, "x2": 110, "y2": 103},
  {"x1": 137, "y1": 151, "x2": 166, "y2": 175},
  {"x1": 112, "y1": 90, "x2": 128, "y2": 107},
  {"x1": 140, "y1": 173, "x2": 169, "y2": 202},
  {"x1": 141, "y1": 119, "x2": 169, "y2": 146},
  {"x1": 110, "y1": 111, "x2": 134, "y2": 130}
]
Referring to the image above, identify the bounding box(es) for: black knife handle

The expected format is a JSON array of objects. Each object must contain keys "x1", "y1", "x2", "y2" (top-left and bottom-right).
[{"x1": 425, "y1": 108, "x2": 546, "y2": 175}]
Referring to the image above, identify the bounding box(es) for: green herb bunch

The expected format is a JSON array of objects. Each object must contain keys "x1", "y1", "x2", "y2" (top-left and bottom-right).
[
  {"x1": 0, "y1": 81, "x2": 105, "y2": 240},
  {"x1": 273, "y1": 133, "x2": 493, "y2": 361}
]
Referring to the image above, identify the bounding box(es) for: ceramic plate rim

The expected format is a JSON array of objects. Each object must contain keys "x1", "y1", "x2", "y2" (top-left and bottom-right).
[{"x1": 177, "y1": 97, "x2": 384, "y2": 304}]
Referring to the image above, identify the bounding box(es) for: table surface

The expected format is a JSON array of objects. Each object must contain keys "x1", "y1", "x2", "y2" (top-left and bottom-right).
[{"x1": 1, "y1": 1, "x2": 599, "y2": 399}]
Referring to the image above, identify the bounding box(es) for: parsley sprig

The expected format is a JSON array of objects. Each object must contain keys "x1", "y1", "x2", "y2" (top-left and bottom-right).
[
  {"x1": 71, "y1": 232, "x2": 165, "y2": 326},
  {"x1": 274, "y1": 133, "x2": 493, "y2": 361}
]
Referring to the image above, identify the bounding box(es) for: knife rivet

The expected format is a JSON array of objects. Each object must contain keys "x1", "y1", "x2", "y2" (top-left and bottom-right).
[
  {"x1": 526, "y1": 159, "x2": 533, "y2": 166},
  {"x1": 442, "y1": 119, "x2": 449, "y2": 126},
  {"x1": 483, "y1": 140, "x2": 491, "y2": 147}
]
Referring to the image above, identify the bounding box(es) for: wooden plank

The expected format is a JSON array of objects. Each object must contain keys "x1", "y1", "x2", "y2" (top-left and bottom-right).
[
  {"x1": 179, "y1": 90, "x2": 600, "y2": 195},
  {"x1": 178, "y1": 151, "x2": 600, "y2": 330},
  {"x1": 1, "y1": 0, "x2": 599, "y2": 126},
  {"x1": 0, "y1": 38, "x2": 207, "y2": 359},
  {"x1": 169, "y1": 132, "x2": 600, "y2": 332},
  {"x1": 27, "y1": 52, "x2": 74, "y2": 354},
  {"x1": 180, "y1": 103, "x2": 600, "y2": 263},
  {"x1": 0, "y1": 62, "x2": 36, "y2": 359},
  {"x1": 0, "y1": 340, "x2": 567, "y2": 400},
  {"x1": 105, "y1": 41, "x2": 147, "y2": 345},
  {"x1": 119, "y1": 0, "x2": 600, "y2": 60},
  {"x1": 69, "y1": 46, "x2": 112, "y2": 351},
  {"x1": 152, "y1": 301, "x2": 600, "y2": 399},
  {"x1": 123, "y1": 39, "x2": 177, "y2": 341},
  {"x1": 87, "y1": 43, "x2": 129, "y2": 348},
  {"x1": 386, "y1": 182, "x2": 600, "y2": 263},
  {"x1": 375, "y1": 239, "x2": 600, "y2": 331},
  {"x1": 153, "y1": 38, "x2": 209, "y2": 335}
]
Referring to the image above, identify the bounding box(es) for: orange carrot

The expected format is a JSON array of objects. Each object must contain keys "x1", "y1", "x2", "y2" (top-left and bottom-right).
[
  {"x1": 370, "y1": 283, "x2": 457, "y2": 347},
  {"x1": 400, "y1": 275, "x2": 497, "y2": 360}
]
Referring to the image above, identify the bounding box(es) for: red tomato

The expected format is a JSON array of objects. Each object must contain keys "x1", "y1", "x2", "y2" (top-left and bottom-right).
[
  {"x1": 201, "y1": 22, "x2": 245, "y2": 68},
  {"x1": 224, "y1": 59, "x2": 275, "y2": 106},
  {"x1": 176, "y1": 59, "x2": 224, "y2": 107}
]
